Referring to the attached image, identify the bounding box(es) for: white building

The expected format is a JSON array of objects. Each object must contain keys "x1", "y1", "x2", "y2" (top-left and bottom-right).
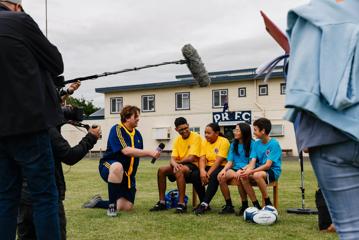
[{"x1": 62, "y1": 67, "x2": 298, "y2": 156}]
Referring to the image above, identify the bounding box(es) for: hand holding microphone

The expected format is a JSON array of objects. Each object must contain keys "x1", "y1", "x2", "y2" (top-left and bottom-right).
[{"x1": 151, "y1": 143, "x2": 165, "y2": 164}]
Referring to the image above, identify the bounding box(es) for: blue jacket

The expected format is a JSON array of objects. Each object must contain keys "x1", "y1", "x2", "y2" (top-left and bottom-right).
[{"x1": 284, "y1": 0, "x2": 359, "y2": 141}]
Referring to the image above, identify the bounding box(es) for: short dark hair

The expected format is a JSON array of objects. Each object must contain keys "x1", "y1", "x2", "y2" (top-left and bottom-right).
[
  {"x1": 120, "y1": 105, "x2": 140, "y2": 123},
  {"x1": 206, "y1": 123, "x2": 224, "y2": 137},
  {"x1": 253, "y1": 118, "x2": 272, "y2": 135},
  {"x1": 174, "y1": 117, "x2": 188, "y2": 128}
]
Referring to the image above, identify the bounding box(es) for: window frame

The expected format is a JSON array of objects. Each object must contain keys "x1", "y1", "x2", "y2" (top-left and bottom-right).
[
  {"x1": 110, "y1": 97, "x2": 123, "y2": 114},
  {"x1": 212, "y1": 89, "x2": 228, "y2": 108},
  {"x1": 280, "y1": 83, "x2": 286, "y2": 95},
  {"x1": 258, "y1": 85, "x2": 268, "y2": 96},
  {"x1": 175, "y1": 92, "x2": 190, "y2": 111},
  {"x1": 141, "y1": 95, "x2": 155, "y2": 112},
  {"x1": 238, "y1": 87, "x2": 246, "y2": 98}
]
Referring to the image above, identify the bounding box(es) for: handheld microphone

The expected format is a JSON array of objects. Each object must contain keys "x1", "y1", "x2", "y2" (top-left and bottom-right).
[
  {"x1": 181, "y1": 44, "x2": 211, "y2": 87},
  {"x1": 151, "y1": 143, "x2": 165, "y2": 164}
]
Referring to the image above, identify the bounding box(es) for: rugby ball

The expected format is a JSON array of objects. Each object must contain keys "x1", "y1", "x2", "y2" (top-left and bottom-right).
[
  {"x1": 262, "y1": 205, "x2": 278, "y2": 218},
  {"x1": 253, "y1": 210, "x2": 277, "y2": 225},
  {"x1": 243, "y1": 207, "x2": 259, "y2": 222}
]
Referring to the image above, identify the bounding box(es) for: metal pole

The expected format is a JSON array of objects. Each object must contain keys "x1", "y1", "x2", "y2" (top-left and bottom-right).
[{"x1": 45, "y1": 0, "x2": 48, "y2": 37}]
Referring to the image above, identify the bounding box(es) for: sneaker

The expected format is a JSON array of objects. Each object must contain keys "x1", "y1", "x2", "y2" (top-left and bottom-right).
[
  {"x1": 107, "y1": 204, "x2": 117, "y2": 217},
  {"x1": 194, "y1": 203, "x2": 208, "y2": 215},
  {"x1": 193, "y1": 204, "x2": 211, "y2": 212},
  {"x1": 149, "y1": 201, "x2": 167, "y2": 212},
  {"x1": 175, "y1": 204, "x2": 187, "y2": 214},
  {"x1": 82, "y1": 194, "x2": 102, "y2": 208},
  {"x1": 219, "y1": 205, "x2": 235, "y2": 214}
]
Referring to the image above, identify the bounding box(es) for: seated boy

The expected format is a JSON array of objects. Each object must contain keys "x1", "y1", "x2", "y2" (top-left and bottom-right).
[
  {"x1": 149, "y1": 117, "x2": 204, "y2": 213},
  {"x1": 240, "y1": 118, "x2": 282, "y2": 208}
]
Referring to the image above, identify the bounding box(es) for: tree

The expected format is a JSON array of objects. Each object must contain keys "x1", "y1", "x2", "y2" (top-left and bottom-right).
[{"x1": 66, "y1": 96, "x2": 100, "y2": 116}]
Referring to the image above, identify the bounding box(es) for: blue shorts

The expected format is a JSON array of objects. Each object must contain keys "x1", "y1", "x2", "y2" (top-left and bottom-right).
[
  {"x1": 266, "y1": 168, "x2": 276, "y2": 184},
  {"x1": 99, "y1": 160, "x2": 137, "y2": 203}
]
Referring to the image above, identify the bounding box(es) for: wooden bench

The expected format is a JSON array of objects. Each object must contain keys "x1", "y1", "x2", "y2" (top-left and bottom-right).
[{"x1": 192, "y1": 180, "x2": 278, "y2": 209}]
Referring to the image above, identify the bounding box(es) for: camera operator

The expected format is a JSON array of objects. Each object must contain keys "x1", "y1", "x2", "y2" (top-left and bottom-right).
[
  {"x1": 18, "y1": 82, "x2": 101, "y2": 240},
  {"x1": 18, "y1": 101, "x2": 101, "y2": 240},
  {"x1": 0, "y1": 1, "x2": 65, "y2": 239}
]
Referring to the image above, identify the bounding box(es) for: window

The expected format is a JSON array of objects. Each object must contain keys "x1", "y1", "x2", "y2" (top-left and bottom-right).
[
  {"x1": 238, "y1": 87, "x2": 246, "y2": 97},
  {"x1": 110, "y1": 97, "x2": 123, "y2": 113},
  {"x1": 142, "y1": 95, "x2": 155, "y2": 112},
  {"x1": 175, "y1": 92, "x2": 190, "y2": 110},
  {"x1": 270, "y1": 124, "x2": 284, "y2": 137},
  {"x1": 212, "y1": 89, "x2": 228, "y2": 108},
  {"x1": 280, "y1": 83, "x2": 286, "y2": 95},
  {"x1": 259, "y1": 85, "x2": 268, "y2": 96},
  {"x1": 189, "y1": 127, "x2": 200, "y2": 134}
]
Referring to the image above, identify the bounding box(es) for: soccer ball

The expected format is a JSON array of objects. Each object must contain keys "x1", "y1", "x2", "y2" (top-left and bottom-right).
[
  {"x1": 243, "y1": 207, "x2": 259, "y2": 222},
  {"x1": 262, "y1": 205, "x2": 278, "y2": 218},
  {"x1": 253, "y1": 210, "x2": 277, "y2": 225}
]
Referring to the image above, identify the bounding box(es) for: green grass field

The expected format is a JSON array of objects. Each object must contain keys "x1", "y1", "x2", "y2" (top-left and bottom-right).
[{"x1": 63, "y1": 159, "x2": 338, "y2": 240}]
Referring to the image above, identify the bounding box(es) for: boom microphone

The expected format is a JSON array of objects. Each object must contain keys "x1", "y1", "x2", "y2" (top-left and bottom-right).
[
  {"x1": 151, "y1": 143, "x2": 165, "y2": 164},
  {"x1": 181, "y1": 44, "x2": 211, "y2": 87},
  {"x1": 64, "y1": 44, "x2": 210, "y2": 87}
]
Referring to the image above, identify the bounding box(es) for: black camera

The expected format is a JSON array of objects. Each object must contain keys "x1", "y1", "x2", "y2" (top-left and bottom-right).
[{"x1": 62, "y1": 106, "x2": 84, "y2": 122}]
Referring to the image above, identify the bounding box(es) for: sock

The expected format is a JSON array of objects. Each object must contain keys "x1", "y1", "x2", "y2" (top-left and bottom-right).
[
  {"x1": 265, "y1": 197, "x2": 272, "y2": 206},
  {"x1": 241, "y1": 200, "x2": 248, "y2": 209},
  {"x1": 95, "y1": 200, "x2": 110, "y2": 209},
  {"x1": 252, "y1": 200, "x2": 261, "y2": 209},
  {"x1": 225, "y1": 198, "x2": 233, "y2": 206},
  {"x1": 108, "y1": 182, "x2": 121, "y2": 207}
]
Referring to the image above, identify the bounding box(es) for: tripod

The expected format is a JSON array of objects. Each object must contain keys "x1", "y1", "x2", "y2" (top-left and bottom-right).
[{"x1": 287, "y1": 151, "x2": 318, "y2": 214}]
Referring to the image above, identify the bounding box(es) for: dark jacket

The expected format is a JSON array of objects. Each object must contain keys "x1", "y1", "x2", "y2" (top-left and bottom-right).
[
  {"x1": 50, "y1": 127, "x2": 98, "y2": 200},
  {"x1": 0, "y1": 7, "x2": 64, "y2": 137}
]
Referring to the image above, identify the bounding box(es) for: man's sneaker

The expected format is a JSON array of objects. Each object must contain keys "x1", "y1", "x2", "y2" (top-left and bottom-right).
[
  {"x1": 82, "y1": 194, "x2": 102, "y2": 208},
  {"x1": 219, "y1": 205, "x2": 235, "y2": 214},
  {"x1": 175, "y1": 204, "x2": 187, "y2": 214},
  {"x1": 149, "y1": 201, "x2": 167, "y2": 211},
  {"x1": 107, "y1": 204, "x2": 117, "y2": 217},
  {"x1": 194, "y1": 203, "x2": 208, "y2": 215}
]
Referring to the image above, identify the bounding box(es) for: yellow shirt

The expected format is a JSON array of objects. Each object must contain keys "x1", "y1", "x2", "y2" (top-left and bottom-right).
[
  {"x1": 171, "y1": 131, "x2": 202, "y2": 166},
  {"x1": 200, "y1": 136, "x2": 230, "y2": 167}
]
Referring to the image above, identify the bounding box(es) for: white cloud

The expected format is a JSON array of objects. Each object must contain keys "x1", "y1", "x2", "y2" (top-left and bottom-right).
[{"x1": 23, "y1": 0, "x2": 309, "y2": 107}]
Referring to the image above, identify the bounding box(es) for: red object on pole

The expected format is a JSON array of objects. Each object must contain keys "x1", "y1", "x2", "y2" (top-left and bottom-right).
[{"x1": 260, "y1": 10, "x2": 290, "y2": 54}]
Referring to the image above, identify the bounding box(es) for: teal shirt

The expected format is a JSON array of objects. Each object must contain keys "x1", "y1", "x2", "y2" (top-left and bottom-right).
[
  {"x1": 250, "y1": 138, "x2": 282, "y2": 180},
  {"x1": 227, "y1": 140, "x2": 254, "y2": 170}
]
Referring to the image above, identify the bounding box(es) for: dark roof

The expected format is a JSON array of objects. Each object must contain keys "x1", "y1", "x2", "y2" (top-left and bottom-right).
[
  {"x1": 84, "y1": 108, "x2": 104, "y2": 120},
  {"x1": 95, "y1": 67, "x2": 284, "y2": 94}
]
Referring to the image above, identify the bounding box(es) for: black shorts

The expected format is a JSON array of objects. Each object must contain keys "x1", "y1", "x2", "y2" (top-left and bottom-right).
[
  {"x1": 266, "y1": 168, "x2": 276, "y2": 184},
  {"x1": 116, "y1": 184, "x2": 136, "y2": 204},
  {"x1": 99, "y1": 160, "x2": 136, "y2": 203},
  {"x1": 168, "y1": 163, "x2": 198, "y2": 182}
]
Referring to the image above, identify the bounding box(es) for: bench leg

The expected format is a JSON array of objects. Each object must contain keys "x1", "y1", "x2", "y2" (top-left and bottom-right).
[
  {"x1": 273, "y1": 185, "x2": 278, "y2": 209},
  {"x1": 192, "y1": 186, "x2": 198, "y2": 208}
]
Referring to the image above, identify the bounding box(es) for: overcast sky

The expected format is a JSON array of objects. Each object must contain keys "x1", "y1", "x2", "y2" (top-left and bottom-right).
[{"x1": 23, "y1": 0, "x2": 308, "y2": 107}]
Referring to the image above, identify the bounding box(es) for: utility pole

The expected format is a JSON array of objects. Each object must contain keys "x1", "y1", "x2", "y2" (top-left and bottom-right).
[{"x1": 45, "y1": 0, "x2": 48, "y2": 37}]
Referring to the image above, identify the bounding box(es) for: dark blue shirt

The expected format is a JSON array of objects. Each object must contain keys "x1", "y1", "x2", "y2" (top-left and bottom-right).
[{"x1": 100, "y1": 123, "x2": 143, "y2": 188}]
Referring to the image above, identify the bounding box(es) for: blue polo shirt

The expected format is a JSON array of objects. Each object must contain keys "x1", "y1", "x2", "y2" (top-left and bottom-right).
[
  {"x1": 227, "y1": 140, "x2": 255, "y2": 170},
  {"x1": 100, "y1": 123, "x2": 143, "y2": 188},
  {"x1": 250, "y1": 138, "x2": 282, "y2": 180}
]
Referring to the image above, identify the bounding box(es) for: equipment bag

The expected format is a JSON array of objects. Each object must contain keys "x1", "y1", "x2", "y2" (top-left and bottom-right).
[{"x1": 165, "y1": 189, "x2": 188, "y2": 209}]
